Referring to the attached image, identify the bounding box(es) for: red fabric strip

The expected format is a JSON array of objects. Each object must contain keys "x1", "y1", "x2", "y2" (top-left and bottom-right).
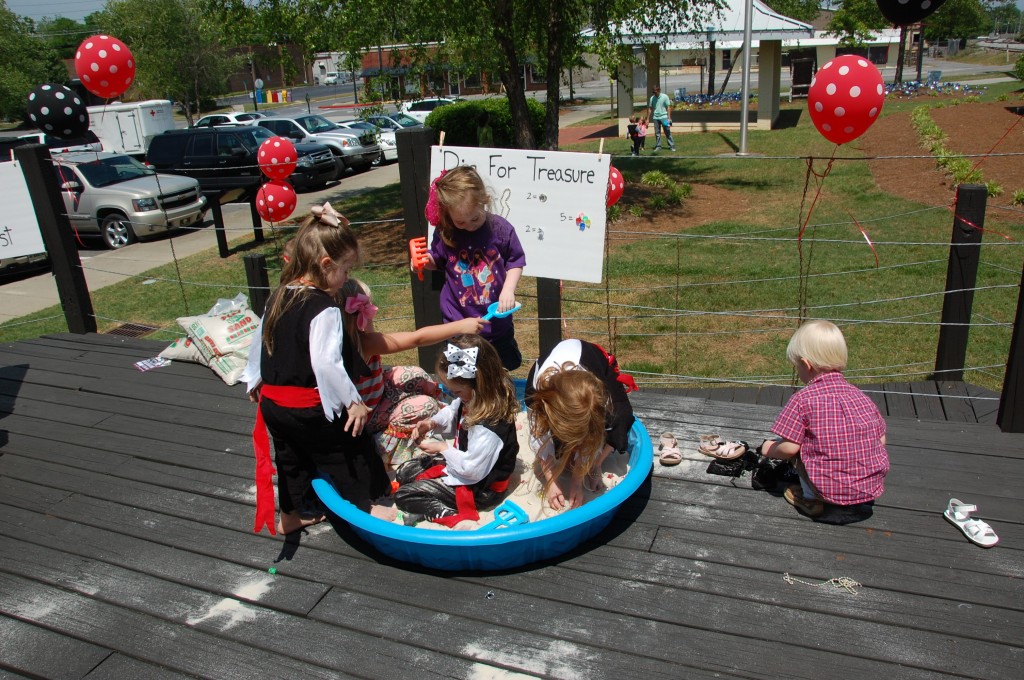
[{"x1": 251, "y1": 384, "x2": 321, "y2": 535}]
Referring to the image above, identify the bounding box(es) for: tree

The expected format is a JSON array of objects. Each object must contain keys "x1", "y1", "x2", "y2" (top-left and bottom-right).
[
  {"x1": 99, "y1": 0, "x2": 241, "y2": 124},
  {"x1": 825, "y1": 0, "x2": 889, "y2": 47},
  {"x1": 0, "y1": 1, "x2": 68, "y2": 122},
  {"x1": 329, "y1": 0, "x2": 721, "y2": 150},
  {"x1": 923, "y1": 0, "x2": 990, "y2": 42},
  {"x1": 762, "y1": 0, "x2": 820, "y2": 23}
]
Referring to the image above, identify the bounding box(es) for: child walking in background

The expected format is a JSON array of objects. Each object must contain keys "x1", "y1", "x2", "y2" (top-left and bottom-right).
[
  {"x1": 394, "y1": 335, "x2": 521, "y2": 529},
  {"x1": 760, "y1": 320, "x2": 889, "y2": 520},
  {"x1": 638, "y1": 116, "x2": 648, "y2": 151},
  {"x1": 338, "y1": 278, "x2": 487, "y2": 467},
  {"x1": 419, "y1": 165, "x2": 526, "y2": 371},
  {"x1": 525, "y1": 339, "x2": 637, "y2": 511},
  {"x1": 244, "y1": 205, "x2": 396, "y2": 535},
  {"x1": 627, "y1": 116, "x2": 641, "y2": 156}
]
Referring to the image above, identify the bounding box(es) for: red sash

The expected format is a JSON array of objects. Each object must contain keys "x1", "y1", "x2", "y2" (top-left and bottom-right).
[
  {"x1": 414, "y1": 465, "x2": 510, "y2": 527},
  {"x1": 593, "y1": 343, "x2": 639, "y2": 393},
  {"x1": 252, "y1": 384, "x2": 321, "y2": 535}
]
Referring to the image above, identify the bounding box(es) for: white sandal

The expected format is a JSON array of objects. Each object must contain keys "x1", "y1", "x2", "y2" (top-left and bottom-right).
[{"x1": 944, "y1": 498, "x2": 999, "y2": 548}]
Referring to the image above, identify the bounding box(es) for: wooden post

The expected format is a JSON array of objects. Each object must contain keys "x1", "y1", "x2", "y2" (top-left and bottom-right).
[
  {"x1": 396, "y1": 125, "x2": 443, "y2": 370},
  {"x1": 934, "y1": 183, "x2": 986, "y2": 381},
  {"x1": 997, "y1": 262, "x2": 1024, "y2": 433},
  {"x1": 249, "y1": 198, "x2": 265, "y2": 242},
  {"x1": 14, "y1": 144, "x2": 96, "y2": 333},
  {"x1": 205, "y1": 192, "x2": 230, "y2": 259},
  {"x1": 536, "y1": 279, "x2": 563, "y2": 359},
  {"x1": 244, "y1": 253, "x2": 270, "y2": 317}
]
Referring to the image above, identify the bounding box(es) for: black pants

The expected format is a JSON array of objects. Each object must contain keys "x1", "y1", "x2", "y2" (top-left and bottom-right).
[
  {"x1": 261, "y1": 401, "x2": 391, "y2": 513},
  {"x1": 488, "y1": 327, "x2": 522, "y2": 371},
  {"x1": 393, "y1": 454, "x2": 504, "y2": 522},
  {"x1": 630, "y1": 136, "x2": 642, "y2": 154}
]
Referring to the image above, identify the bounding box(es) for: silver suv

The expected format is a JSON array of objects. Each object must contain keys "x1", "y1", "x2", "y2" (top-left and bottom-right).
[
  {"x1": 54, "y1": 152, "x2": 208, "y2": 249},
  {"x1": 257, "y1": 115, "x2": 380, "y2": 173}
]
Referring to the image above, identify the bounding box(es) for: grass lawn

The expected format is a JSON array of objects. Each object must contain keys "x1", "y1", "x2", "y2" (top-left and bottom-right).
[{"x1": 3, "y1": 83, "x2": 1022, "y2": 394}]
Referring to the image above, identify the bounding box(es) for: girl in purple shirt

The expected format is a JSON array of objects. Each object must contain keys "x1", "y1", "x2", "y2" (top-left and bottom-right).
[{"x1": 421, "y1": 166, "x2": 526, "y2": 371}]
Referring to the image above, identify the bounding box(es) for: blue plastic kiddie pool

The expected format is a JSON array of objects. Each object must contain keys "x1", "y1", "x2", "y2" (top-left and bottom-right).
[{"x1": 313, "y1": 418, "x2": 652, "y2": 571}]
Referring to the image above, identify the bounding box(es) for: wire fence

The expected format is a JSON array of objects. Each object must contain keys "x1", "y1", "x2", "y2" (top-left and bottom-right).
[{"x1": 2, "y1": 146, "x2": 1022, "y2": 412}]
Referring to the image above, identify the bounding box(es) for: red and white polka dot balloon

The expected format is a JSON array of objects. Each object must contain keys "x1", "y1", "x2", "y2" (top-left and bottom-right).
[
  {"x1": 258, "y1": 136, "x2": 297, "y2": 180},
  {"x1": 255, "y1": 180, "x2": 297, "y2": 222},
  {"x1": 75, "y1": 35, "x2": 136, "y2": 99},
  {"x1": 808, "y1": 55, "x2": 885, "y2": 146},
  {"x1": 606, "y1": 165, "x2": 624, "y2": 207}
]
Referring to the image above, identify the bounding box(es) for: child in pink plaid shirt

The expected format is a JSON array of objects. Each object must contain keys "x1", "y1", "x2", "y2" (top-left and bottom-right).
[{"x1": 760, "y1": 320, "x2": 889, "y2": 518}]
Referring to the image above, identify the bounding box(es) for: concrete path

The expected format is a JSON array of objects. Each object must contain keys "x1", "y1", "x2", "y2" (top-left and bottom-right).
[{"x1": 0, "y1": 163, "x2": 401, "y2": 325}]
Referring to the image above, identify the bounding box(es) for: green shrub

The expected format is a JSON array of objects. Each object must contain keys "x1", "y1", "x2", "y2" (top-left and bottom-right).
[
  {"x1": 986, "y1": 181, "x2": 1003, "y2": 197},
  {"x1": 629, "y1": 205, "x2": 644, "y2": 217},
  {"x1": 640, "y1": 170, "x2": 672, "y2": 188},
  {"x1": 1013, "y1": 54, "x2": 1024, "y2": 81},
  {"x1": 649, "y1": 195, "x2": 666, "y2": 210},
  {"x1": 665, "y1": 183, "x2": 691, "y2": 206},
  {"x1": 607, "y1": 204, "x2": 621, "y2": 222},
  {"x1": 425, "y1": 98, "x2": 545, "y2": 148},
  {"x1": 1012, "y1": 189, "x2": 1024, "y2": 206}
]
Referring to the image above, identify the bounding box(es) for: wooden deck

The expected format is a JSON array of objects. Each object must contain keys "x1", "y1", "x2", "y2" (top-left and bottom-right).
[{"x1": 1, "y1": 333, "x2": 1022, "y2": 680}]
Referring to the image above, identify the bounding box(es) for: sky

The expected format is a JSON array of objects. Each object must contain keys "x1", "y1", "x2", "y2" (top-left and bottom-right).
[{"x1": 7, "y1": 0, "x2": 1024, "y2": 24}]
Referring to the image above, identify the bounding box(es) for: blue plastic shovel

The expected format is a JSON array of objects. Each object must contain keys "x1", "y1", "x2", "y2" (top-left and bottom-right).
[
  {"x1": 479, "y1": 499, "x2": 530, "y2": 531},
  {"x1": 481, "y1": 301, "x2": 522, "y2": 321}
]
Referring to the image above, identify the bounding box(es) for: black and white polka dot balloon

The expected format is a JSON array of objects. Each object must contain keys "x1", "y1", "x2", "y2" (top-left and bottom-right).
[
  {"x1": 26, "y1": 84, "x2": 90, "y2": 139},
  {"x1": 876, "y1": 0, "x2": 947, "y2": 26}
]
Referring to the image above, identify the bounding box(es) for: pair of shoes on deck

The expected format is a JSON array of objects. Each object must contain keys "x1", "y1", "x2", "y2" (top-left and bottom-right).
[
  {"x1": 784, "y1": 485, "x2": 824, "y2": 518},
  {"x1": 658, "y1": 432, "x2": 683, "y2": 466},
  {"x1": 944, "y1": 498, "x2": 999, "y2": 548}
]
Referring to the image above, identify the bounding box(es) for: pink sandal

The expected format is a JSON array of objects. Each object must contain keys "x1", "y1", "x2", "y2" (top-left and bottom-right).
[
  {"x1": 659, "y1": 432, "x2": 683, "y2": 466},
  {"x1": 699, "y1": 439, "x2": 749, "y2": 460}
]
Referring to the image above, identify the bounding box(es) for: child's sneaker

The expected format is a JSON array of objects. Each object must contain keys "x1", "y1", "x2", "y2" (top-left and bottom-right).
[{"x1": 784, "y1": 485, "x2": 824, "y2": 518}]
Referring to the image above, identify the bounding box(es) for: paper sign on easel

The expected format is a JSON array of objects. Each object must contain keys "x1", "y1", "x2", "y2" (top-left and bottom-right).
[
  {"x1": 0, "y1": 161, "x2": 47, "y2": 259},
  {"x1": 429, "y1": 146, "x2": 609, "y2": 284}
]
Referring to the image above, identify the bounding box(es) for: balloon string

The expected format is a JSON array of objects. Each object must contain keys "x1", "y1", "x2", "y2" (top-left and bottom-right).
[
  {"x1": 968, "y1": 114, "x2": 1022, "y2": 177},
  {"x1": 797, "y1": 147, "x2": 837, "y2": 244},
  {"x1": 846, "y1": 210, "x2": 879, "y2": 268},
  {"x1": 946, "y1": 203, "x2": 1014, "y2": 242}
]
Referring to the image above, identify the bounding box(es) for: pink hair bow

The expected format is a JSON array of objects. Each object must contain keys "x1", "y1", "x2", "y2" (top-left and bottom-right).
[
  {"x1": 424, "y1": 169, "x2": 448, "y2": 225},
  {"x1": 310, "y1": 202, "x2": 349, "y2": 227},
  {"x1": 344, "y1": 293, "x2": 378, "y2": 331}
]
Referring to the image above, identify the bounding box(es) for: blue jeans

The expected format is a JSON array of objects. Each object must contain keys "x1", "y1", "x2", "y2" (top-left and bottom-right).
[{"x1": 653, "y1": 118, "x2": 674, "y2": 150}]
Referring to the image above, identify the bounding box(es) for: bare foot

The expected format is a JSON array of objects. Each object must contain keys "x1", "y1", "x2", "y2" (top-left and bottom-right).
[
  {"x1": 452, "y1": 519, "x2": 478, "y2": 531},
  {"x1": 277, "y1": 511, "x2": 325, "y2": 534},
  {"x1": 584, "y1": 469, "x2": 604, "y2": 492},
  {"x1": 370, "y1": 504, "x2": 398, "y2": 522}
]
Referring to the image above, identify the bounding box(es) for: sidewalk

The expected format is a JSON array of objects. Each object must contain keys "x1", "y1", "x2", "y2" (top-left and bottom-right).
[{"x1": 0, "y1": 163, "x2": 401, "y2": 325}]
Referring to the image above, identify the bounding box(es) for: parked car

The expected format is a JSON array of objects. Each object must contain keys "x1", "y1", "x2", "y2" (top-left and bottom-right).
[
  {"x1": 18, "y1": 130, "x2": 103, "y2": 154},
  {"x1": 52, "y1": 151, "x2": 208, "y2": 249},
  {"x1": 0, "y1": 251, "x2": 50, "y2": 279},
  {"x1": 332, "y1": 118, "x2": 397, "y2": 165},
  {"x1": 256, "y1": 115, "x2": 380, "y2": 173},
  {"x1": 192, "y1": 112, "x2": 266, "y2": 128},
  {"x1": 322, "y1": 72, "x2": 339, "y2": 85},
  {"x1": 146, "y1": 126, "x2": 338, "y2": 196},
  {"x1": 398, "y1": 97, "x2": 458, "y2": 124},
  {"x1": 364, "y1": 113, "x2": 423, "y2": 133}
]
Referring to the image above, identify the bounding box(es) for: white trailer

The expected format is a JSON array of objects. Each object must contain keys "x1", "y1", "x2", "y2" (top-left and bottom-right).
[{"x1": 87, "y1": 99, "x2": 176, "y2": 156}]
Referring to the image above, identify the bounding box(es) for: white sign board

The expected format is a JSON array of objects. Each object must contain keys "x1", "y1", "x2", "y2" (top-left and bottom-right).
[
  {"x1": 430, "y1": 146, "x2": 610, "y2": 283},
  {"x1": 0, "y1": 161, "x2": 46, "y2": 259}
]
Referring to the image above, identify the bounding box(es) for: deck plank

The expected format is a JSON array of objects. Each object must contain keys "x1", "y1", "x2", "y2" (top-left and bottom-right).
[{"x1": 1, "y1": 332, "x2": 1022, "y2": 679}]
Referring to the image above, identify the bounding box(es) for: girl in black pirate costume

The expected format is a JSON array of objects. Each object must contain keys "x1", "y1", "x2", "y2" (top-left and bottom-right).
[
  {"x1": 525, "y1": 339, "x2": 638, "y2": 511},
  {"x1": 394, "y1": 334, "x2": 520, "y2": 529}
]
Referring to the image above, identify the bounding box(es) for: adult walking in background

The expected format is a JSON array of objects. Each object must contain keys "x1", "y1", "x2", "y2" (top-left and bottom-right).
[{"x1": 647, "y1": 85, "x2": 675, "y2": 152}]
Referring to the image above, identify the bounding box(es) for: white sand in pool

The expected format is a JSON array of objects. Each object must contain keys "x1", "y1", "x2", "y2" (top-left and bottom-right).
[{"x1": 390, "y1": 411, "x2": 631, "y2": 529}]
